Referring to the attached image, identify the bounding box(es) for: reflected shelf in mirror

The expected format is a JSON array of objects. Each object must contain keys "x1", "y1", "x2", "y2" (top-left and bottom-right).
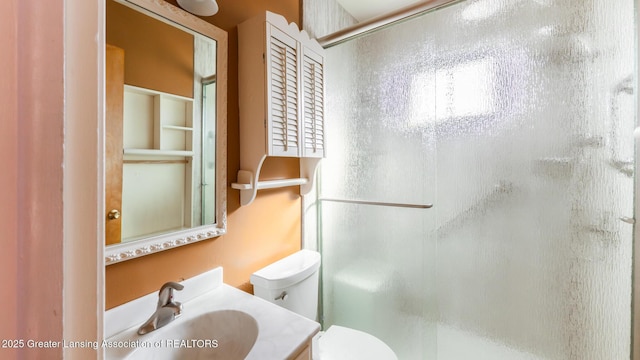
[{"x1": 105, "y1": 0, "x2": 227, "y2": 264}]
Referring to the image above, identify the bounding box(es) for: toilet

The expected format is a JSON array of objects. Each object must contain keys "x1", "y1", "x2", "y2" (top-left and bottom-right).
[{"x1": 250, "y1": 249, "x2": 398, "y2": 360}]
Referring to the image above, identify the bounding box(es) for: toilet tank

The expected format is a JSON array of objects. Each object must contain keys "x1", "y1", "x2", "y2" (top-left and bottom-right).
[{"x1": 250, "y1": 250, "x2": 321, "y2": 321}]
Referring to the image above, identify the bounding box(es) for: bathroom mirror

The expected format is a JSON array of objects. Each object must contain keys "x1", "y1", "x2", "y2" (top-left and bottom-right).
[{"x1": 104, "y1": 0, "x2": 227, "y2": 265}]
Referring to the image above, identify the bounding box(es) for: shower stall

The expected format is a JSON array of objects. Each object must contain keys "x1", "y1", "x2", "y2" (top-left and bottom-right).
[{"x1": 303, "y1": 0, "x2": 636, "y2": 359}]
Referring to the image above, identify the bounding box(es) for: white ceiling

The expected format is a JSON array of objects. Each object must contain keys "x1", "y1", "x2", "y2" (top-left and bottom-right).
[{"x1": 335, "y1": 0, "x2": 424, "y2": 22}]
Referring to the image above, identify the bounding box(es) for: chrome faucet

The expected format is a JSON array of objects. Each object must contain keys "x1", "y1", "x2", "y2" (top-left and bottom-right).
[{"x1": 137, "y1": 281, "x2": 184, "y2": 335}]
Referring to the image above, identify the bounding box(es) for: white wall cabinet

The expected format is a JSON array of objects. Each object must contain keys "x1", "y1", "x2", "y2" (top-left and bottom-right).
[{"x1": 235, "y1": 11, "x2": 325, "y2": 206}]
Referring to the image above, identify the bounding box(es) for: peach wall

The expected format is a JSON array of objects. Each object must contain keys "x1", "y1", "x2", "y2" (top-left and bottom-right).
[
  {"x1": 0, "y1": 0, "x2": 67, "y2": 358},
  {"x1": 18, "y1": 0, "x2": 66, "y2": 353},
  {"x1": 3, "y1": 0, "x2": 104, "y2": 358},
  {"x1": 23, "y1": 0, "x2": 66, "y2": 355},
  {"x1": 105, "y1": 0, "x2": 303, "y2": 308},
  {"x1": 0, "y1": 0, "x2": 18, "y2": 358}
]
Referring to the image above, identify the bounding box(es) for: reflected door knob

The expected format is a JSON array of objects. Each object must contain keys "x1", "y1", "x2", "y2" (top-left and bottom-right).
[{"x1": 108, "y1": 209, "x2": 121, "y2": 220}]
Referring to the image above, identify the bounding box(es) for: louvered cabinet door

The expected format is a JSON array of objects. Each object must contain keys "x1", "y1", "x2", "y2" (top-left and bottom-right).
[
  {"x1": 301, "y1": 47, "x2": 325, "y2": 158},
  {"x1": 266, "y1": 25, "x2": 301, "y2": 157}
]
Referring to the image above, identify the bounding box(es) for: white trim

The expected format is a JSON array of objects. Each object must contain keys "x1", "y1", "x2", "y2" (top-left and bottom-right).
[
  {"x1": 63, "y1": 0, "x2": 104, "y2": 358},
  {"x1": 105, "y1": 226, "x2": 226, "y2": 265}
]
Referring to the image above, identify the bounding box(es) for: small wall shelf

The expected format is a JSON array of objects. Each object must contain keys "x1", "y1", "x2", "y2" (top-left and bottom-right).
[
  {"x1": 231, "y1": 158, "x2": 321, "y2": 206},
  {"x1": 231, "y1": 175, "x2": 308, "y2": 191}
]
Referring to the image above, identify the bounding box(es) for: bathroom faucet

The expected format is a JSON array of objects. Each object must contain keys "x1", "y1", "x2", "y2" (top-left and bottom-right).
[{"x1": 137, "y1": 281, "x2": 184, "y2": 335}]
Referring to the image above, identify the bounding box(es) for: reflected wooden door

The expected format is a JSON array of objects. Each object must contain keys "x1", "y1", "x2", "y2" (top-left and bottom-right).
[{"x1": 105, "y1": 44, "x2": 124, "y2": 245}]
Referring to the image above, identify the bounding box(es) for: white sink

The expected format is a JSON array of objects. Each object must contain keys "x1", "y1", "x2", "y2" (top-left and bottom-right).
[
  {"x1": 128, "y1": 310, "x2": 258, "y2": 360},
  {"x1": 105, "y1": 268, "x2": 320, "y2": 360}
]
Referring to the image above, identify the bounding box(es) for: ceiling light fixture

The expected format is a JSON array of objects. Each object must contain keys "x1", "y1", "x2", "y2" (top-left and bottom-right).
[{"x1": 176, "y1": 0, "x2": 219, "y2": 16}]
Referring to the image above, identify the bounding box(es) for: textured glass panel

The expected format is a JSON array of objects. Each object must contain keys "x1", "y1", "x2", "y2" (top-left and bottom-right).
[
  {"x1": 315, "y1": 0, "x2": 634, "y2": 359},
  {"x1": 433, "y1": 0, "x2": 634, "y2": 359},
  {"x1": 319, "y1": 202, "x2": 436, "y2": 359},
  {"x1": 320, "y1": 19, "x2": 438, "y2": 359}
]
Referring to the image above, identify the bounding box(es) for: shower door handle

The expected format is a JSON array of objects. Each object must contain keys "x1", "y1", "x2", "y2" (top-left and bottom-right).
[{"x1": 620, "y1": 216, "x2": 635, "y2": 224}]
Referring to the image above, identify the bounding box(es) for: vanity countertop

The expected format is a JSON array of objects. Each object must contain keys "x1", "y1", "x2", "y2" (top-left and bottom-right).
[{"x1": 105, "y1": 268, "x2": 320, "y2": 359}]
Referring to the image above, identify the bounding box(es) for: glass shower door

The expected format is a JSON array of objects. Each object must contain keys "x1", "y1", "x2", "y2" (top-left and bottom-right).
[
  {"x1": 316, "y1": 0, "x2": 635, "y2": 359},
  {"x1": 433, "y1": 1, "x2": 634, "y2": 359},
  {"x1": 318, "y1": 22, "x2": 438, "y2": 359}
]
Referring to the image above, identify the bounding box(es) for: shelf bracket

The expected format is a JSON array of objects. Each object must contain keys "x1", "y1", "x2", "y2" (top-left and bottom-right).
[{"x1": 232, "y1": 157, "x2": 322, "y2": 206}]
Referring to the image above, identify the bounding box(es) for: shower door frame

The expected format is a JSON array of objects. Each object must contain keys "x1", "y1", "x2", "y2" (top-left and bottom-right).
[{"x1": 633, "y1": 1, "x2": 639, "y2": 358}]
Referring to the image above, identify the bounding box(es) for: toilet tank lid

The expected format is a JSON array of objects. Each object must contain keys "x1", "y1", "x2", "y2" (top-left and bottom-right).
[{"x1": 250, "y1": 250, "x2": 321, "y2": 290}]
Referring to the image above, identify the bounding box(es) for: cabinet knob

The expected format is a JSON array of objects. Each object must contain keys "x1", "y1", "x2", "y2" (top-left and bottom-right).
[{"x1": 108, "y1": 209, "x2": 121, "y2": 220}]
